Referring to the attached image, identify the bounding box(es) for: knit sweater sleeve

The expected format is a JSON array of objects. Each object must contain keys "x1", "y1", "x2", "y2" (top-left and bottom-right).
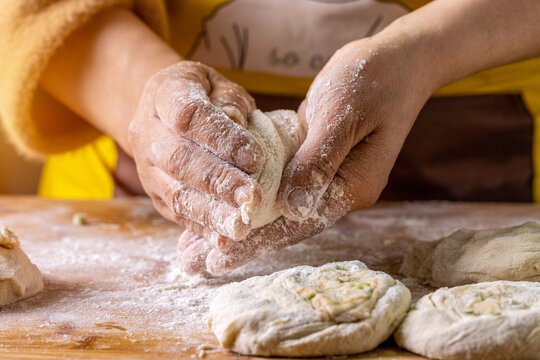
[{"x1": 0, "y1": 0, "x2": 169, "y2": 158}]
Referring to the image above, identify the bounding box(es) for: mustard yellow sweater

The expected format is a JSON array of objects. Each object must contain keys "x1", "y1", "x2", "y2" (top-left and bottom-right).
[{"x1": 0, "y1": 0, "x2": 168, "y2": 159}]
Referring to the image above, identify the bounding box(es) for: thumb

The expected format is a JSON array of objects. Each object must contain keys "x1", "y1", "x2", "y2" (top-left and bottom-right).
[{"x1": 278, "y1": 100, "x2": 361, "y2": 221}]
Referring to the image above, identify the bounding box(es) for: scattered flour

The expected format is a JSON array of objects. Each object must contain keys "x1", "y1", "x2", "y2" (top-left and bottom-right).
[{"x1": 1, "y1": 198, "x2": 539, "y2": 355}]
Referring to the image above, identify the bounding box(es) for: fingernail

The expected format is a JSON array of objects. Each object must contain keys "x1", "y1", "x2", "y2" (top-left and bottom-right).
[
  {"x1": 214, "y1": 234, "x2": 232, "y2": 252},
  {"x1": 235, "y1": 145, "x2": 255, "y2": 171},
  {"x1": 223, "y1": 214, "x2": 240, "y2": 239},
  {"x1": 286, "y1": 188, "x2": 312, "y2": 219},
  {"x1": 223, "y1": 213, "x2": 250, "y2": 241},
  {"x1": 234, "y1": 185, "x2": 252, "y2": 207}
]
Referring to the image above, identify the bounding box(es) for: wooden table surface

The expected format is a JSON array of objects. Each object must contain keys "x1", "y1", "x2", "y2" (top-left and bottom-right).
[{"x1": 1, "y1": 196, "x2": 539, "y2": 359}]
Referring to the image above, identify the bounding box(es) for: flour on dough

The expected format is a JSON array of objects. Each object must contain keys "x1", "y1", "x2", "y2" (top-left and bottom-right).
[
  {"x1": 208, "y1": 260, "x2": 411, "y2": 357},
  {"x1": 243, "y1": 109, "x2": 304, "y2": 229},
  {"x1": 395, "y1": 281, "x2": 540, "y2": 360},
  {"x1": 400, "y1": 221, "x2": 540, "y2": 287},
  {"x1": 0, "y1": 223, "x2": 44, "y2": 306}
]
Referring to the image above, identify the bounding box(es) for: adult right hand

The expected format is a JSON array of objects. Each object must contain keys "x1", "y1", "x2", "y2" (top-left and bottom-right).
[{"x1": 128, "y1": 61, "x2": 264, "y2": 251}]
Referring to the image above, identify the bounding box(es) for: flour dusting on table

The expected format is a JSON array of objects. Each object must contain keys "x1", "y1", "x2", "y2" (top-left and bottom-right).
[{"x1": 1, "y1": 198, "x2": 539, "y2": 356}]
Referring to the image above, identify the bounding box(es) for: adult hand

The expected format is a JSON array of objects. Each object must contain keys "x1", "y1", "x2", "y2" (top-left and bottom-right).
[
  {"x1": 277, "y1": 37, "x2": 435, "y2": 222},
  {"x1": 177, "y1": 178, "x2": 351, "y2": 274},
  {"x1": 128, "y1": 61, "x2": 264, "y2": 251},
  {"x1": 178, "y1": 33, "x2": 439, "y2": 274}
]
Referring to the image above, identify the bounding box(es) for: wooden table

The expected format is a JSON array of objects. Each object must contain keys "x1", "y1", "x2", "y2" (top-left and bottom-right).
[{"x1": 1, "y1": 197, "x2": 539, "y2": 359}]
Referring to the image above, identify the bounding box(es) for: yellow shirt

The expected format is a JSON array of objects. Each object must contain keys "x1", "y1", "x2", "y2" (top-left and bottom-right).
[{"x1": 5, "y1": 0, "x2": 540, "y2": 200}]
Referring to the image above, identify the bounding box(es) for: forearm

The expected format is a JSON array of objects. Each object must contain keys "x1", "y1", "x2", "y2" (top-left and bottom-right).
[
  {"x1": 39, "y1": 7, "x2": 181, "y2": 154},
  {"x1": 377, "y1": 0, "x2": 540, "y2": 92}
]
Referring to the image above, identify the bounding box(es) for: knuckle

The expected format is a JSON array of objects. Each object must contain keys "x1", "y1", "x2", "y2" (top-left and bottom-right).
[
  {"x1": 168, "y1": 100, "x2": 199, "y2": 133},
  {"x1": 208, "y1": 122, "x2": 240, "y2": 151},
  {"x1": 229, "y1": 83, "x2": 255, "y2": 108},
  {"x1": 169, "y1": 184, "x2": 189, "y2": 216},
  {"x1": 200, "y1": 207, "x2": 213, "y2": 228},
  {"x1": 166, "y1": 142, "x2": 191, "y2": 177},
  {"x1": 170, "y1": 189, "x2": 183, "y2": 215},
  {"x1": 207, "y1": 165, "x2": 233, "y2": 198},
  {"x1": 222, "y1": 106, "x2": 245, "y2": 125},
  {"x1": 308, "y1": 158, "x2": 335, "y2": 187}
]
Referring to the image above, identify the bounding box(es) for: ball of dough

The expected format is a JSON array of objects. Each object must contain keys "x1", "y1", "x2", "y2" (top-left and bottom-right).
[
  {"x1": 243, "y1": 109, "x2": 303, "y2": 229},
  {"x1": 208, "y1": 260, "x2": 411, "y2": 357},
  {"x1": 400, "y1": 221, "x2": 540, "y2": 286},
  {"x1": 394, "y1": 281, "x2": 540, "y2": 360},
  {"x1": 0, "y1": 223, "x2": 44, "y2": 306}
]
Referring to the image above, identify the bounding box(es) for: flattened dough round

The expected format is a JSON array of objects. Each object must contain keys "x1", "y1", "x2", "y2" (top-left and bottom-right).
[
  {"x1": 395, "y1": 281, "x2": 540, "y2": 360},
  {"x1": 208, "y1": 261, "x2": 411, "y2": 357},
  {"x1": 0, "y1": 223, "x2": 44, "y2": 306},
  {"x1": 400, "y1": 221, "x2": 540, "y2": 286}
]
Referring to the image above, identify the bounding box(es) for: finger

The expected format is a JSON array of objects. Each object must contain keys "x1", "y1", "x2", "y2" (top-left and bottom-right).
[
  {"x1": 177, "y1": 229, "x2": 200, "y2": 253},
  {"x1": 153, "y1": 73, "x2": 264, "y2": 174},
  {"x1": 146, "y1": 119, "x2": 262, "y2": 210},
  {"x1": 205, "y1": 178, "x2": 353, "y2": 274},
  {"x1": 208, "y1": 72, "x2": 256, "y2": 127},
  {"x1": 336, "y1": 127, "x2": 404, "y2": 209},
  {"x1": 195, "y1": 129, "x2": 399, "y2": 274},
  {"x1": 146, "y1": 167, "x2": 250, "y2": 241},
  {"x1": 297, "y1": 100, "x2": 307, "y2": 123},
  {"x1": 155, "y1": 198, "x2": 234, "y2": 252},
  {"x1": 180, "y1": 237, "x2": 212, "y2": 274},
  {"x1": 277, "y1": 95, "x2": 361, "y2": 221}
]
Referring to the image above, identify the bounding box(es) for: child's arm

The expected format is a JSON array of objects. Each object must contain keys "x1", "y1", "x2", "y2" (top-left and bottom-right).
[
  {"x1": 39, "y1": 7, "x2": 179, "y2": 153},
  {"x1": 37, "y1": 7, "x2": 263, "y2": 244}
]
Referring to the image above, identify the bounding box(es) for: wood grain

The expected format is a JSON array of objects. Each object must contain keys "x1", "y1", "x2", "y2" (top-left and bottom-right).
[{"x1": 1, "y1": 197, "x2": 539, "y2": 359}]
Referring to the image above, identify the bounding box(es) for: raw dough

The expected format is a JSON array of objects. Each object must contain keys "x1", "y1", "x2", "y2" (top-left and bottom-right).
[
  {"x1": 208, "y1": 260, "x2": 411, "y2": 357},
  {"x1": 0, "y1": 223, "x2": 44, "y2": 306},
  {"x1": 400, "y1": 221, "x2": 540, "y2": 286},
  {"x1": 243, "y1": 109, "x2": 303, "y2": 228},
  {"x1": 394, "y1": 281, "x2": 540, "y2": 360}
]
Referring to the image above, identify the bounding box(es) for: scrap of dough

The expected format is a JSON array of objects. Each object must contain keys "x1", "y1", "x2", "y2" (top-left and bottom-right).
[
  {"x1": 208, "y1": 260, "x2": 411, "y2": 357},
  {"x1": 0, "y1": 223, "x2": 44, "y2": 306},
  {"x1": 243, "y1": 109, "x2": 304, "y2": 229},
  {"x1": 400, "y1": 221, "x2": 540, "y2": 286},
  {"x1": 394, "y1": 281, "x2": 540, "y2": 360}
]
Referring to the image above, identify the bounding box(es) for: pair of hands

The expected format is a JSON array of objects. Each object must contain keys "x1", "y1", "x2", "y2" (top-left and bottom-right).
[
  {"x1": 38, "y1": 1, "x2": 540, "y2": 275},
  {"x1": 128, "y1": 38, "x2": 433, "y2": 275}
]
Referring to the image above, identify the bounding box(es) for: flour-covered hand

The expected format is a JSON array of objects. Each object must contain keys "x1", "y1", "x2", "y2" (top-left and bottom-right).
[
  {"x1": 178, "y1": 34, "x2": 440, "y2": 274},
  {"x1": 277, "y1": 37, "x2": 436, "y2": 220},
  {"x1": 178, "y1": 178, "x2": 352, "y2": 274},
  {"x1": 128, "y1": 62, "x2": 264, "y2": 250}
]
